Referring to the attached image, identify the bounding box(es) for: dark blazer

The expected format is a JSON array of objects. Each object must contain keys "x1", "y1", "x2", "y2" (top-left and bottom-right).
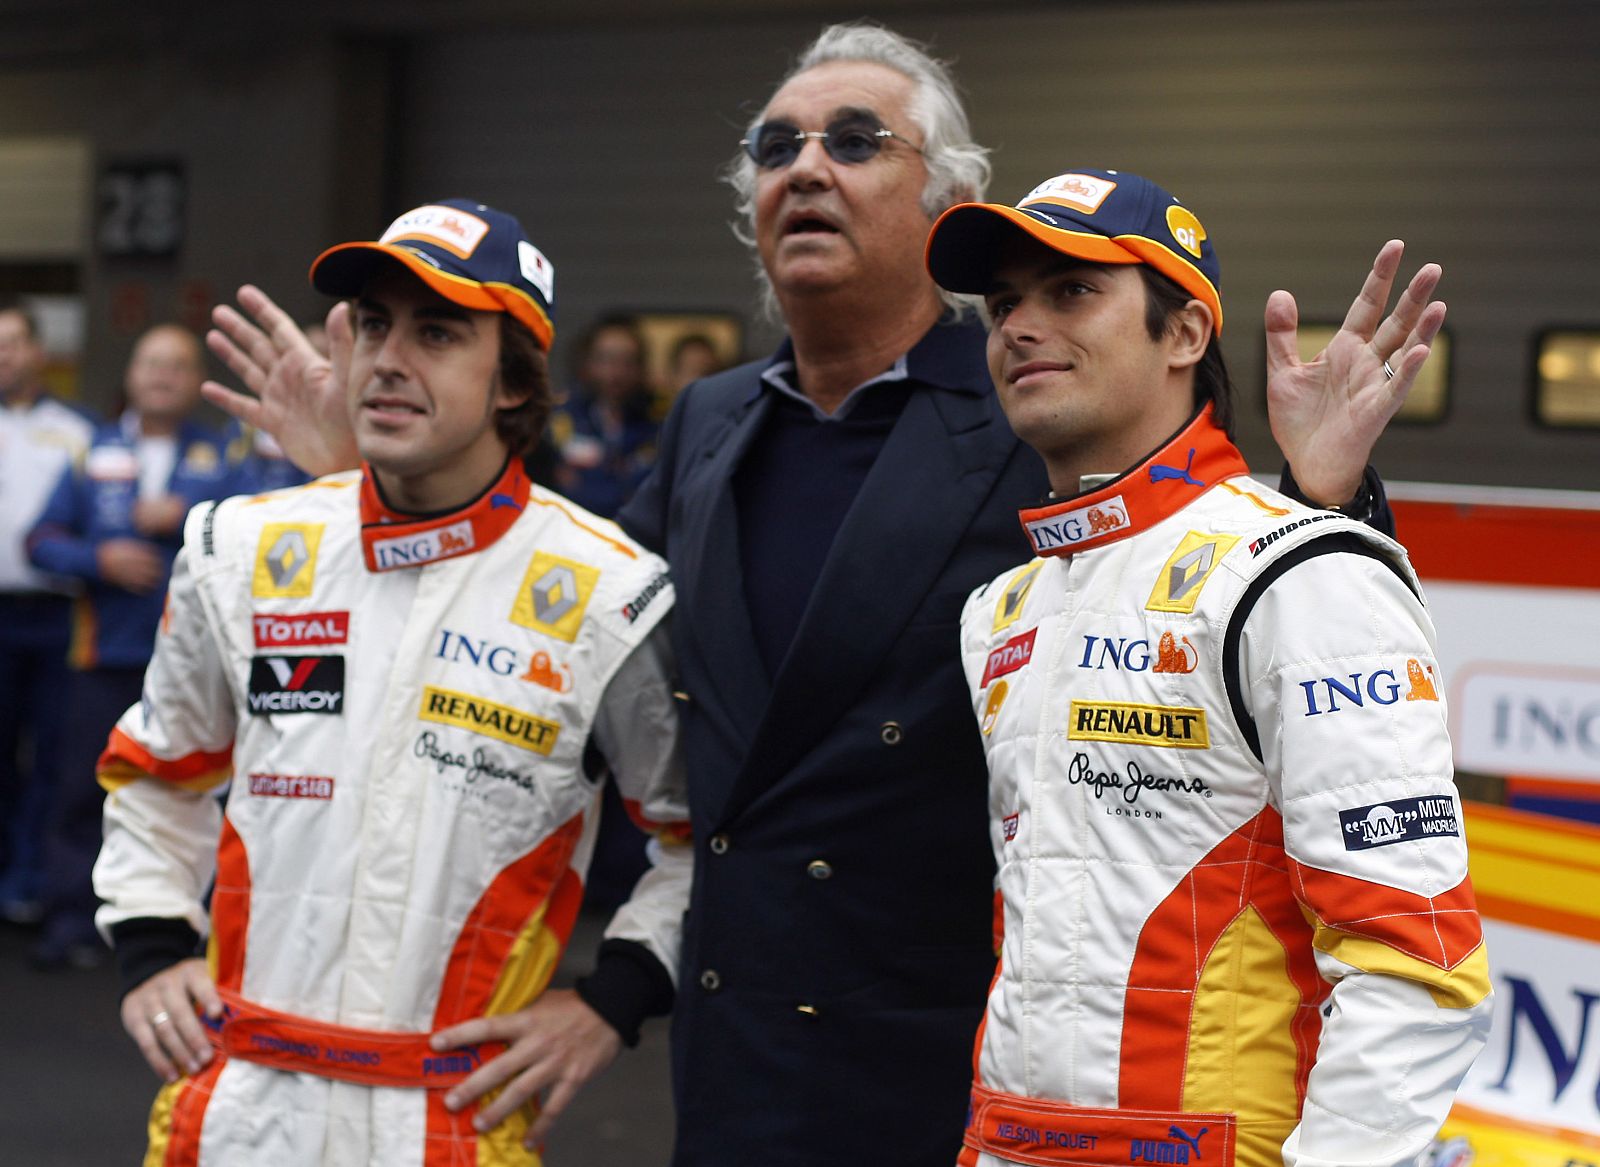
[{"x1": 617, "y1": 318, "x2": 1050, "y2": 1166}]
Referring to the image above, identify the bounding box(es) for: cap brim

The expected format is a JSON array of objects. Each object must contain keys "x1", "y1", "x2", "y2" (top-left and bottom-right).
[
  {"x1": 925, "y1": 203, "x2": 1224, "y2": 333},
  {"x1": 925, "y1": 203, "x2": 1140, "y2": 295},
  {"x1": 309, "y1": 242, "x2": 554, "y2": 350}
]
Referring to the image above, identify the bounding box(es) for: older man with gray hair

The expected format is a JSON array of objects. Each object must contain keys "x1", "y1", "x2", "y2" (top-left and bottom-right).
[{"x1": 206, "y1": 22, "x2": 1411, "y2": 1165}]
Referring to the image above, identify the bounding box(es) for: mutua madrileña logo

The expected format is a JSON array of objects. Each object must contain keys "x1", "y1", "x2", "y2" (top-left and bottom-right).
[
  {"x1": 247, "y1": 656, "x2": 346, "y2": 715},
  {"x1": 1338, "y1": 795, "x2": 1459, "y2": 850}
]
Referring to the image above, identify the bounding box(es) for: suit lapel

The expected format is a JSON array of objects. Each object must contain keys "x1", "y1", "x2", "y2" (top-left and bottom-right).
[
  {"x1": 673, "y1": 389, "x2": 775, "y2": 772},
  {"x1": 722, "y1": 384, "x2": 1019, "y2": 815}
]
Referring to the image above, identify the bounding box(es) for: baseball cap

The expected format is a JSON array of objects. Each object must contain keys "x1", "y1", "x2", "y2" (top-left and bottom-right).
[
  {"x1": 925, "y1": 168, "x2": 1222, "y2": 333},
  {"x1": 310, "y1": 198, "x2": 556, "y2": 350}
]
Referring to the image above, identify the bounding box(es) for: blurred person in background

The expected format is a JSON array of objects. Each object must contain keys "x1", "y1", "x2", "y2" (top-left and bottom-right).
[
  {"x1": 664, "y1": 332, "x2": 725, "y2": 401},
  {"x1": 548, "y1": 314, "x2": 660, "y2": 519},
  {"x1": 0, "y1": 301, "x2": 94, "y2": 926},
  {"x1": 549, "y1": 315, "x2": 665, "y2": 911},
  {"x1": 25, "y1": 323, "x2": 238, "y2": 968}
]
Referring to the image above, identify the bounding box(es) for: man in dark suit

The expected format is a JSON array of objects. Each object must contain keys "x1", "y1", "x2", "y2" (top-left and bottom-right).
[
  {"x1": 201, "y1": 24, "x2": 1407, "y2": 1164},
  {"x1": 591, "y1": 24, "x2": 1403, "y2": 1164}
]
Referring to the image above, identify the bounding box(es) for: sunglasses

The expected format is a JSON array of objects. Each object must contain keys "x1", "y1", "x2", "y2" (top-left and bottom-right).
[{"x1": 739, "y1": 116, "x2": 922, "y2": 170}]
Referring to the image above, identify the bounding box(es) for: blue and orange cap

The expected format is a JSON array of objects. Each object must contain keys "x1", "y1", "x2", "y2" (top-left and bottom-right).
[
  {"x1": 310, "y1": 198, "x2": 556, "y2": 350},
  {"x1": 925, "y1": 168, "x2": 1223, "y2": 333}
]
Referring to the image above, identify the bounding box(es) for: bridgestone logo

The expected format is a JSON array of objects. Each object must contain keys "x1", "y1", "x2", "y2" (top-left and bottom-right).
[
  {"x1": 1249, "y1": 512, "x2": 1338, "y2": 556},
  {"x1": 621, "y1": 572, "x2": 670, "y2": 623},
  {"x1": 247, "y1": 656, "x2": 346, "y2": 716}
]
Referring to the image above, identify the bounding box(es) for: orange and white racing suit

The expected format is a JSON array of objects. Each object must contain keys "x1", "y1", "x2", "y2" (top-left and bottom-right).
[
  {"x1": 94, "y1": 457, "x2": 688, "y2": 1166},
  {"x1": 958, "y1": 408, "x2": 1490, "y2": 1167}
]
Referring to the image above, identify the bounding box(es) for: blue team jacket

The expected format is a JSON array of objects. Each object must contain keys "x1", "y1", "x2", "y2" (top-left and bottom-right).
[{"x1": 27, "y1": 416, "x2": 242, "y2": 669}]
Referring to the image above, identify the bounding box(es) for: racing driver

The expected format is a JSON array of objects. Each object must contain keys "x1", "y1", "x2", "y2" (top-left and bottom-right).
[
  {"x1": 93, "y1": 199, "x2": 688, "y2": 1165},
  {"x1": 925, "y1": 170, "x2": 1491, "y2": 1167}
]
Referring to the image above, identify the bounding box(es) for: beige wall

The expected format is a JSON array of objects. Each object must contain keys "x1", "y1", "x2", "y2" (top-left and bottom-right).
[{"x1": 2, "y1": 0, "x2": 1595, "y2": 485}]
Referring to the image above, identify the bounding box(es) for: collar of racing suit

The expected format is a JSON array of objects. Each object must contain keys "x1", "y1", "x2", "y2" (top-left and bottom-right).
[
  {"x1": 357, "y1": 455, "x2": 531, "y2": 572},
  {"x1": 1015, "y1": 403, "x2": 1250, "y2": 559}
]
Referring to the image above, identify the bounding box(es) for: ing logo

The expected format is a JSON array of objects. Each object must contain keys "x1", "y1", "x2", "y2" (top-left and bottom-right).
[{"x1": 252, "y1": 524, "x2": 323, "y2": 598}]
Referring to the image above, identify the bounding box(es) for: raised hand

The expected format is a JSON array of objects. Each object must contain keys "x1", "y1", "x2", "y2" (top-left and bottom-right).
[
  {"x1": 202, "y1": 285, "x2": 360, "y2": 478},
  {"x1": 1264, "y1": 240, "x2": 1445, "y2": 506}
]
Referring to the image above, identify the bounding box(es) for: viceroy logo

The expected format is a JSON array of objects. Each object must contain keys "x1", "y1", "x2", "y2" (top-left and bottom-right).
[{"x1": 247, "y1": 656, "x2": 345, "y2": 714}]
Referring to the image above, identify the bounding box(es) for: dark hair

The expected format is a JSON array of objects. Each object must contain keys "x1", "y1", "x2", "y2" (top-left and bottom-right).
[
  {"x1": 495, "y1": 315, "x2": 554, "y2": 459},
  {"x1": 574, "y1": 313, "x2": 645, "y2": 372},
  {"x1": 0, "y1": 300, "x2": 41, "y2": 341},
  {"x1": 1137, "y1": 265, "x2": 1235, "y2": 438}
]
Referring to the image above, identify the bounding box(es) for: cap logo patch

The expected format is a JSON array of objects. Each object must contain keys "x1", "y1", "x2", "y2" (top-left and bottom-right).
[
  {"x1": 1165, "y1": 205, "x2": 1206, "y2": 260},
  {"x1": 1019, "y1": 173, "x2": 1117, "y2": 215},
  {"x1": 518, "y1": 241, "x2": 555, "y2": 303},
  {"x1": 380, "y1": 205, "x2": 490, "y2": 259}
]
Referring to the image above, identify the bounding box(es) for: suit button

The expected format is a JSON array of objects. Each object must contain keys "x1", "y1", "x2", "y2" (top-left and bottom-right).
[
  {"x1": 672, "y1": 690, "x2": 692, "y2": 705},
  {"x1": 806, "y1": 860, "x2": 833, "y2": 881},
  {"x1": 699, "y1": 969, "x2": 722, "y2": 991},
  {"x1": 708, "y1": 833, "x2": 730, "y2": 855},
  {"x1": 796, "y1": 1004, "x2": 819, "y2": 1018},
  {"x1": 880, "y1": 721, "x2": 903, "y2": 746}
]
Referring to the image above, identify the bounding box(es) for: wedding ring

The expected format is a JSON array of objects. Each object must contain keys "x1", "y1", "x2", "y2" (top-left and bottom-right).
[
  {"x1": 150, "y1": 1010, "x2": 172, "y2": 1027},
  {"x1": 1382, "y1": 360, "x2": 1396, "y2": 381}
]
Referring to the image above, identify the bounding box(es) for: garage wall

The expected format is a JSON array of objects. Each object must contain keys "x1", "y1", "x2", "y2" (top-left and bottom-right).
[{"x1": 399, "y1": 0, "x2": 1600, "y2": 487}]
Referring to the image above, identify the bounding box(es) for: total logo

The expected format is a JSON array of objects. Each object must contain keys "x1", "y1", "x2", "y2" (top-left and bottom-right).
[
  {"x1": 1076, "y1": 632, "x2": 1197, "y2": 674},
  {"x1": 253, "y1": 610, "x2": 349, "y2": 648},
  {"x1": 434, "y1": 628, "x2": 572, "y2": 693},
  {"x1": 1300, "y1": 659, "x2": 1439, "y2": 716},
  {"x1": 982, "y1": 629, "x2": 1036, "y2": 686}
]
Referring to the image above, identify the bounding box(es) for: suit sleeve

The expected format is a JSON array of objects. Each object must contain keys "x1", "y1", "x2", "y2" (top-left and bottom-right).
[
  {"x1": 1277, "y1": 462, "x2": 1395, "y2": 538},
  {"x1": 93, "y1": 528, "x2": 236, "y2": 981},
  {"x1": 574, "y1": 621, "x2": 691, "y2": 1045},
  {"x1": 1238, "y1": 542, "x2": 1490, "y2": 1167}
]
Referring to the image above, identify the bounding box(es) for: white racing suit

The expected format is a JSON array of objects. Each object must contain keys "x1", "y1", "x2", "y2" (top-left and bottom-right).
[
  {"x1": 94, "y1": 457, "x2": 688, "y2": 1166},
  {"x1": 958, "y1": 408, "x2": 1490, "y2": 1167}
]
